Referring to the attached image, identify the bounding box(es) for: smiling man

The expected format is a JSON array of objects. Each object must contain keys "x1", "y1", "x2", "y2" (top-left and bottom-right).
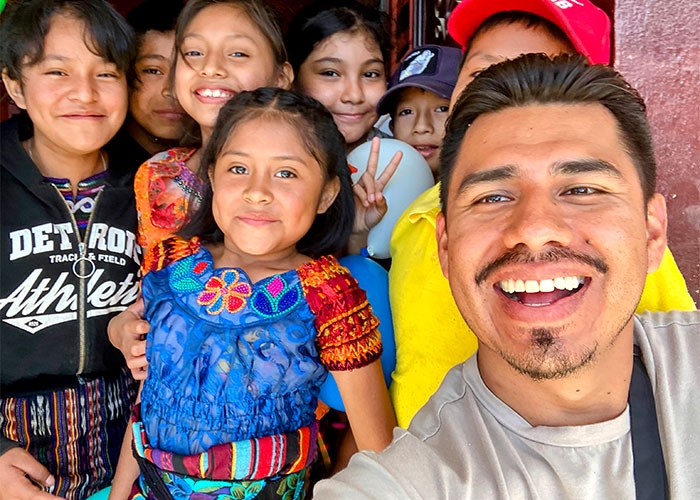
[{"x1": 314, "y1": 54, "x2": 700, "y2": 499}]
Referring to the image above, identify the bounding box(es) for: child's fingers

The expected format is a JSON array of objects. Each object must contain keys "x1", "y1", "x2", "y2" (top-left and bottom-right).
[
  {"x1": 364, "y1": 137, "x2": 381, "y2": 177},
  {"x1": 376, "y1": 150, "x2": 403, "y2": 189},
  {"x1": 353, "y1": 182, "x2": 370, "y2": 207},
  {"x1": 130, "y1": 340, "x2": 147, "y2": 358}
]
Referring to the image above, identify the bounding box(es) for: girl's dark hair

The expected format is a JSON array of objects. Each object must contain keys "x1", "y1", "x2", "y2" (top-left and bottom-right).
[
  {"x1": 0, "y1": 0, "x2": 134, "y2": 82},
  {"x1": 171, "y1": 0, "x2": 289, "y2": 148},
  {"x1": 180, "y1": 87, "x2": 354, "y2": 258},
  {"x1": 285, "y1": 0, "x2": 391, "y2": 76}
]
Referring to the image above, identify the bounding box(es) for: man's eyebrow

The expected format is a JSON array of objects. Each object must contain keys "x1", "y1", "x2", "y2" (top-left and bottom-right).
[
  {"x1": 456, "y1": 165, "x2": 518, "y2": 194},
  {"x1": 455, "y1": 159, "x2": 624, "y2": 194},
  {"x1": 552, "y1": 159, "x2": 624, "y2": 178}
]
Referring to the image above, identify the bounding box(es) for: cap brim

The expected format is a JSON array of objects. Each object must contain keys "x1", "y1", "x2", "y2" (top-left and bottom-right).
[
  {"x1": 377, "y1": 80, "x2": 454, "y2": 115},
  {"x1": 447, "y1": 0, "x2": 611, "y2": 65}
]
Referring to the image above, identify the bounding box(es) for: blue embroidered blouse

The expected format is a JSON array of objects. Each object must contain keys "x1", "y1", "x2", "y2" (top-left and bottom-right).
[{"x1": 139, "y1": 239, "x2": 381, "y2": 456}]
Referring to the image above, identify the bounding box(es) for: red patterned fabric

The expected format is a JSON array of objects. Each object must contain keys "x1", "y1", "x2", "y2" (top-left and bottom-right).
[
  {"x1": 140, "y1": 236, "x2": 201, "y2": 276},
  {"x1": 298, "y1": 256, "x2": 383, "y2": 371}
]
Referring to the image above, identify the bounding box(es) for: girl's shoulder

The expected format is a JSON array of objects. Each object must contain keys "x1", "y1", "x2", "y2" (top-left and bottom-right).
[
  {"x1": 297, "y1": 255, "x2": 362, "y2": 310},
  {"x1": 134, "y1": 147, "x2": 200, "y2": 194},
  {"x1": 141, "y1": 235, "x2": 202, "y2": 275}
]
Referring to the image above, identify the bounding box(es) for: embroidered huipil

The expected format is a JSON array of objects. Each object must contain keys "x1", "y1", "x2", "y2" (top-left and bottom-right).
[
  {"x1": 134, "y1": 148, "x2": 204, "y2": 255},
  {"x1": 139, "y1": 237, "x2": 382, "y2": 456}
]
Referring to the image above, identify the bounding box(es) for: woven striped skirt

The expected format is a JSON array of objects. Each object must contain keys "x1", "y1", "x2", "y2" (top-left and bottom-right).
[
  {"x1": 129, "y1": 411, "x2": 318, "y2": 500},
  {"x1": 0, "y1": 368, "x2": 137, "y2": 499}
]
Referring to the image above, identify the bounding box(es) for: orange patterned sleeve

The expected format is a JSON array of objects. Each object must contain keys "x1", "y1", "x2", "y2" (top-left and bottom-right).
[
  {"x1": 299, "y1": 256, "x2": 383, "y2": 371},
  {"x1": 134, "y1": 148, "x2": 203, "y2": 256},
  {"x1": 141, "y1": 236, "x2": 201, "y2": 276}
]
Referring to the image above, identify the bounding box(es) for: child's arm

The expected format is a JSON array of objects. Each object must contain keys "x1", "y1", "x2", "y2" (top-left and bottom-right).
[
  {"x1": 108, "y1": 385, "x2": 143, "y2": 500},
  {"x1": 331, "y1": 360, "x2": 396, "y2": 453}
]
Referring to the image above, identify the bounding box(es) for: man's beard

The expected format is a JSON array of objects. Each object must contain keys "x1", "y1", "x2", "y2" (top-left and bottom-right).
[{"x1": 498, "y1": 327, "x2": 598, "y2": 381}]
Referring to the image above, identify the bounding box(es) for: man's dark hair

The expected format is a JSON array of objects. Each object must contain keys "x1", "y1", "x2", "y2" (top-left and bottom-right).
[
  {"x1": 180, "y1": 87, "x2": 354, "y2": 258},
  {"x1": 440, "y1": 54, "x2": 656, "y2": 214},
  {"x1": 0, "y1": 0, "x2": 134, "y2": 82}
]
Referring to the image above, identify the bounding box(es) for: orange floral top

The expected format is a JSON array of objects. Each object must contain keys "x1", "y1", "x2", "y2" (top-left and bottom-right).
[{"x1": 134, "y1": 148, "x2": 204, "y2": 254}]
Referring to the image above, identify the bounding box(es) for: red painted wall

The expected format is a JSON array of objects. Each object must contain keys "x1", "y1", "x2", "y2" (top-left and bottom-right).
[{"x1": 614, "y1": 0, "x2": 700, "y2": 304}]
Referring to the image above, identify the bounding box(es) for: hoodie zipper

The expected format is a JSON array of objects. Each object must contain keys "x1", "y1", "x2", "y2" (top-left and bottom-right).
[{"x1": 52, "y1": 185, "x2": 102, "y2": 375}]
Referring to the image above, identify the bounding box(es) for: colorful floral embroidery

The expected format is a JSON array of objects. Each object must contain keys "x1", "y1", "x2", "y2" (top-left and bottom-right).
[
  {"x1": 251, "y1": 275, "x2": 303, "y2": 319},
  {"x1": 169, "y1": 255, "x2": 207, "y2": 293},
  {"x1": 197, "y1": 269, "x2": 253, "y2": 315},
  {"x1": 161, "y1": 473, "x2": 267, "y2": 499}
]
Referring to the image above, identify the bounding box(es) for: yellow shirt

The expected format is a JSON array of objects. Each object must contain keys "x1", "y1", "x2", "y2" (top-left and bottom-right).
[{"x1": 388, "y1": 183, "x2": 696, "y2": 428}]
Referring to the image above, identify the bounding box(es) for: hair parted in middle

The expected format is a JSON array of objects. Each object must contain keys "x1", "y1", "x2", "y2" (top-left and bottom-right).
[
  {"x1": 439, "y1": 54, "x2": 655, "y2": 215},
  {"x1": 179, "y1": 87, "x2": 355, "y2": 258}
]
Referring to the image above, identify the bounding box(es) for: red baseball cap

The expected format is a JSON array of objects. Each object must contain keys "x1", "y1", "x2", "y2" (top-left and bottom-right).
[{"x1": 447, "y1": 0, "x2": 611, "y2": 65}]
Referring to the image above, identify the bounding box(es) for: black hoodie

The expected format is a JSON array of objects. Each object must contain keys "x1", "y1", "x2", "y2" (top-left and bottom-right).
[{"x1": 1, "y1": 117, "x2": 141, "y2": 393}]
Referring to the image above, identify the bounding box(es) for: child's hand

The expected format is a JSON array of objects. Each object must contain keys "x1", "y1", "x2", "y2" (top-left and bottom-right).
[
  {"x1": 352, "y1": 137, "x2": 403, "y2": 235},
  {"x1": 108, "y1": 298, "x2": 150, "y2": 380},
  {"x1": 0, "y1": 448, "x2": 59, "y2": 499}
]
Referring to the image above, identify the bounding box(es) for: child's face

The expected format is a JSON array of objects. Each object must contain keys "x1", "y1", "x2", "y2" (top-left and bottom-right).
[
  {"x1": 174, "y1": 4, "x2": 290, "y2": 141},
  {"x1": 390, "y1": 87, "x2": 449, "y2": 173},
  {"x1": 130, "y1": 30, "x2": 185, "y2": 141},
  {"x1": 451, "y1": 22, "x2": 575, "y2": 110},
  {"x1": 3, "y1": 13, "x2": 127, "y2": 156},
  {"x1": 296, "y1": 30, "x2": 386, "y2": 149},
  {"x1": 209, "y1": 116, "x2": 339, "y2": 261}
]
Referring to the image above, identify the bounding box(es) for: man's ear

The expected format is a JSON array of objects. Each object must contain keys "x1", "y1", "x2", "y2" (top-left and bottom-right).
[
  {"x1": 645, "y1": 193, "x2": 667, "y2": 274},
  {"x1": 388, "y1": 118, "x2": 394, "y2": 134},
  {"x1": 2, "y1": 70, "x2": 27, "y2": 110},
  {"x1": 276, "y1": 62, "x2": 294, "y2": 91},
  {"x1": 317, "y1": 176, "x2": 340, "y2": 214},
  {"x1": 436, "y1": 211, "x2": 450, "y2": 279}
]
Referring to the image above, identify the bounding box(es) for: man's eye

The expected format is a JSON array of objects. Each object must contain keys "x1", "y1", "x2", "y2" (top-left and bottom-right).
[
  {"x1": 398, "y1": 108, "x2": 413, "y2": 116},
  {"x1": 564, "y1": 186, "x2": 598, "y2": 195},
  {"x1": 477, "y1": 194, "x2": 510, "y2": 204}
]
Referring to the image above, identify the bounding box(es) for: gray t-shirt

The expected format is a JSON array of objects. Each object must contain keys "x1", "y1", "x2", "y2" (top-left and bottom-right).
[{"x1": 314, "y1": 311, "x2": 700, "y2": 499}]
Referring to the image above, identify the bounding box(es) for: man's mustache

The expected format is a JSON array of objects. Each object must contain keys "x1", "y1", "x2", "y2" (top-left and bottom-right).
[{"x1": 475, "y1": 246, "x2": 609, "y2": 286}]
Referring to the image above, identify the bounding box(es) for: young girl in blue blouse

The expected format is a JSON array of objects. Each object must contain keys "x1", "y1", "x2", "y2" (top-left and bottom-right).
[{"x1": 110, "y1": 87, "x2": 395, "y2": 500}]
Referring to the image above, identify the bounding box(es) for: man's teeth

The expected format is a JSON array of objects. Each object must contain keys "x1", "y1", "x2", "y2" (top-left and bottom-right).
[
  {"x1": 198, "y1": 89, "x2": 232, "y2": 98},
  {"x1": 499, "y1": 277, "x2": 585, "y2": 294}
]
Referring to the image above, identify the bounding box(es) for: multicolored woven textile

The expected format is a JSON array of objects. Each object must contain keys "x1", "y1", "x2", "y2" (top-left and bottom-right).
[
  {"x1": 132, "y1": 409, "x2": 318, "y2": 480},
  {"x1": 0, "y1": 368, "x2": 137, "y2": 499}
]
